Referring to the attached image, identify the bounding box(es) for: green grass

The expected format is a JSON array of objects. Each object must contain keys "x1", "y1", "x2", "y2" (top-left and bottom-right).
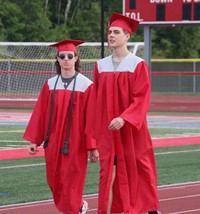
[
  {"x1": 0, "y1": 157, "x2": 99, "y2": 206},
  {"x1": 0, "y1": 112, "x2": 200, "y2": 206},
  {"x1": 149, "y1": 128, "x2": 200, "y2": 136},
  {"x1": 0, "y1": 126, "x2": 25, "y2": 141},
  {"x1": 0, "y1": 108, "x2": 33, "y2": 112},
  {"x1": 155, "y1": 145, "x2": 200, "y2": 185},
  {"x1": 0, "y1": 125, "x2": 27, "y2": 148}
]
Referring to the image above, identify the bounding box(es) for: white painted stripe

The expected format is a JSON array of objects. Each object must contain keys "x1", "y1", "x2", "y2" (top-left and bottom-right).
[{"x1": 0, "y1": 163, "x2": 45, "y2": 169}]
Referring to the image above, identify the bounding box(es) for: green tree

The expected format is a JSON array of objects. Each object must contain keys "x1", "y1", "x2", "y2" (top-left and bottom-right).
[
  {"x1": 0, "y1": 1, "x2": 25, "y2": 41},
  {"x1": 47, "y1": 24, "x2": 70, "y2": 42},
  {"x1": 0, "y1": 0, "x2": 200, "y2": 58},
  {"x1": 69, "y1": 2, "x2": 101, "y2": 41},
  {"x1": 0, "y1": 0, "x2": 51, "y2": 42},
  {"x1": 152, "y1": 26, "x2": 200, "y2": 58},
  {"x1": 20, "y1": 0, "x2": 52, "y2": 42}
]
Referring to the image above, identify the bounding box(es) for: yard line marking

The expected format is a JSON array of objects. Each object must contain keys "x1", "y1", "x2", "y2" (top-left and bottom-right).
[
  {"x1": 0, "y1": 130, "x2": 24, "y2": 133},
  {"x1": 155, "y1": 149, "x2": 200, "y2": 155},
  {"x1": 0, "y1": 140, "x2": 27, "y2": 143},
  {"x1": 149, "y1": 119, "x2": 200, "y2": 125},
  {"x1": 0, "y1": 163, "x2": 45, "y2": 170}
]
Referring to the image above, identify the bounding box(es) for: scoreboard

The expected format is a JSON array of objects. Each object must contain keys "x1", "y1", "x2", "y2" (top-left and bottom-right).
[{"x1": 123, "y1": 0, "x2": 200, "y2": 24}]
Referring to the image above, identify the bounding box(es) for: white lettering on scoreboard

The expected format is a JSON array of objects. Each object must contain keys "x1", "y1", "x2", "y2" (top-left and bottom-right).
[
  {"x1": 125, "y1": 0, "x2": 200, "y2": 22},
  {"x1": 125, "y1": 12, "x2": 143, "y2": 21},
  {"x1": 150, "y1": 0, "x2": 173, "y2": 3},
  {"x1": 183, "y1": 0, "x2": 200, "y2": 2},
  {"x1": 149, "y1": 0, "x2": 200, "y2": 2}
]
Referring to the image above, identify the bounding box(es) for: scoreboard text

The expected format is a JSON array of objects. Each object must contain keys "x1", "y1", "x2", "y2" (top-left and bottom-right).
[{"x1": 123, "y1": 0, "x2": 200, "y2": 22}]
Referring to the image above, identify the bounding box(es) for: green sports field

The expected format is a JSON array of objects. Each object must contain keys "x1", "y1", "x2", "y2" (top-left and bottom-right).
[{"x1": 0, "y1": 112, "x2": 200, "y2": 206}]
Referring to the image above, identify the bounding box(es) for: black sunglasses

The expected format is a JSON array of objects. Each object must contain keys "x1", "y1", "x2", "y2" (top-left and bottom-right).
[{"x1": 58, "y1": 53, "x2": 74, "y2": 60}]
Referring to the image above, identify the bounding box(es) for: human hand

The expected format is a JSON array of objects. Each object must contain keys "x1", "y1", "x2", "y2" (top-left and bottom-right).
[
  {"x1": 28, "y1": 144, "x2": 38, "y2": 155},
  {"x1": 89, "y1": 149, "x2": 99, "y2": 163},
  {"x1": 108, "y1": 117, "x2": 125, "y2": 130}
]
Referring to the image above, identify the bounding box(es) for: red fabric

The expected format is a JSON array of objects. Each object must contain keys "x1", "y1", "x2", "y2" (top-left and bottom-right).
[
  {"x1": 93, "y1": 59, "x2": 159, "y2": 213},
  {"x1": 23, "y1": 75, "x2": 96, "y2": 213},
  {"x1": 49, "y1": 39, "x2": 85, "y2": 53},
  {"x1": 109, "y1": 12, "x2": 139, "y2": 33}
]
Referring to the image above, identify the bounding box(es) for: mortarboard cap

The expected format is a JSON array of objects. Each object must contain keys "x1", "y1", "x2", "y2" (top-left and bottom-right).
[
  {"x1": 109, "y1": 12, "x2": 139, "y2": 34},
  {"x1": 49, "y1": 39, "x2": 85, "y2": 53}
]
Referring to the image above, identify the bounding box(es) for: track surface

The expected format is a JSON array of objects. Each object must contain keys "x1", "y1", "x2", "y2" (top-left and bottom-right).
[{"x1": 0, "y1": 182, "x2": 200, "y2": 214}]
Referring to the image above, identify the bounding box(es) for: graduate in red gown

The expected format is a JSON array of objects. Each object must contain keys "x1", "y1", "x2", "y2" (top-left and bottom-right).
[
  {"x1": 23, "y1": 39, "x2": 99, "y2": 214},
  {"x1": 93, "y1": 12, "x2": 160, "y2": 214}
]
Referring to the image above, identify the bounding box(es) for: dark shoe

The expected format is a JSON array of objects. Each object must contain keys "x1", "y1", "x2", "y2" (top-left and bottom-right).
[{"x1": 148, "y1": 211, "x2": 161, "y2": 214}]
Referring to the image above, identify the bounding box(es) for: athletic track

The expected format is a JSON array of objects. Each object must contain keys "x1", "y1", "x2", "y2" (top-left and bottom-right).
[{"x1": 0, "y1": 182, "x2": 200, "y2": 213}]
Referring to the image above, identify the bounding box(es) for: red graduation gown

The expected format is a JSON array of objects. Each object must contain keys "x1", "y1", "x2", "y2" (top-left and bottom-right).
[
  {"x1": 93, "y1": 53, "x2": 159, "y2": 214},
  {"x1": 23, "y1": 73, "x2": 96, "y2": 214}
]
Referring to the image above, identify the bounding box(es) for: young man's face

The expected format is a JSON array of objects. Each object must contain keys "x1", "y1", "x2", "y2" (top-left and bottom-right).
[
  {"x1": 107, "y1": 26, "x2": 130, "y2": 49},
  {"x1": 57, "y1": 51, "x2": 78, "y2": 71}
]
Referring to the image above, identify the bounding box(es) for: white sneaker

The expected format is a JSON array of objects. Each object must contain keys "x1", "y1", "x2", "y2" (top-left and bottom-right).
[{"x1": 80, "y1": 200, "x2": 88, "y2": 214}]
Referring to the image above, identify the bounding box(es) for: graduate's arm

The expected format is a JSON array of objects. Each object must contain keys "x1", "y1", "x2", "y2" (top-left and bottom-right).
[
  {"x1": 83, "y1": 82, "x2": 98, "y2": 151},
  {"x1": 28, "y1": 143, "x2": 39, "y2": 155},
  {"x1": 108, "y1": 117, "x2": 125, "y2": 130},
  {"x1": 84, "y1": 63, "x2": 101, "y2": 150},
  {"x1": 23, "y1": 81, "x2": 50, "y2": 146},
  {"x1": 93, "y1": 63, "x2": 100, "y2": 95},
  {"x1": 89, "y1": 148, "x2": 99, "y2": 163},
  {"x1": 84, "y1": 64, "x2": 100, "y2": 161},
  {"x1": 120, "y1": 61, "x2": 151, "y2": 131}
]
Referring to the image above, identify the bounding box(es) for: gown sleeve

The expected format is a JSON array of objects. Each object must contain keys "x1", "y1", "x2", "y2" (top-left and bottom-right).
[
  {"x1": 120, "y1": 61, "x2": 151, "y2": 131},
  {"x1": 23, "y1": 81, "x2": 50, "y2": 145},
  {"x1": 84, "y1": 83, "x2": 97, "y2": 150}
]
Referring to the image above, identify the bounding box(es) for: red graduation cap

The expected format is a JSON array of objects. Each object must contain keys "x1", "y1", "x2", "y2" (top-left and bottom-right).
[
  {"x1": 49, "y1": 39, "x2": 85, "y2": 53},
  {"x1": 109, "y1": 12, "x2": 139, "y2": 34}
]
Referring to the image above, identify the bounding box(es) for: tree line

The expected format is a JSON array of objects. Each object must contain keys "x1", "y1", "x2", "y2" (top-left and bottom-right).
[{"x1": 0, "y1": 0, "x2": 200, "y2": 58}]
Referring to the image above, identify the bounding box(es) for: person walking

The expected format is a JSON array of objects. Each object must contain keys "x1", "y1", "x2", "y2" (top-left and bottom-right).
[
  {"x1": 23, "y1": 39, "x2": 99, "y2": 214},
  {"x1": 93, "y1": 12, "x2": 160, "y2": 214}
]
